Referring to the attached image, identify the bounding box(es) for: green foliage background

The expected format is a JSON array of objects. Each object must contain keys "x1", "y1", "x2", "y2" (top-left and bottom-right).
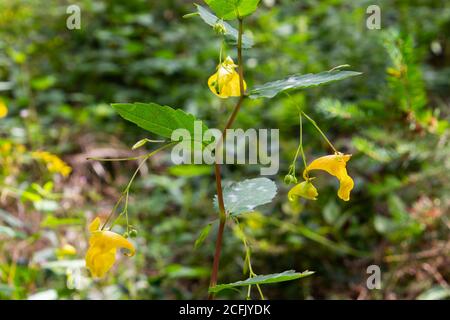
[{"x1": 0, "y1": 0, "x2": 449, "y2": 299}]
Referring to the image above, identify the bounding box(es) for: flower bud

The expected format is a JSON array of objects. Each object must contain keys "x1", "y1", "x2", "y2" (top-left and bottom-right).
[
  {"x1": 288, "y1": 180, "x2": 318, "y2": 201},
  {"x1": 284, "y1": 174, "x2": 297, "y2": 185},
  {"x1": 213, "y1": 22, "x2": 227, "y2": 35},
  {"x1": 129, "y1": 229, "x2": 138, "y2": 238}
]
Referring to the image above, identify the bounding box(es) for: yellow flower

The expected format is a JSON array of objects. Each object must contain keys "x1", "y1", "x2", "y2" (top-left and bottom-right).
[
  {"x1": 0, "y1": 142, "x2": 12, "y2": 154},
  {"x1": 31, "y1": 150, "x2": 72, "y2": 177},
  {"x1": 288, "y1": 180, "x2": 318, "y2": 201},
  {"x1": 208, "y1": 56, "x2": 246, "y2": 98},
  {"x1": 85, "y1": 217, "x2": 135, "y2": 278},
  {"x1": 304, "y1": 153, "x2": 354, "y2": 201},
  {"x1": 0, "y1": 100, "x2": 8, "y2": 118},
  {"x1": 56, "y1": 244, "x2": 77, "y2": 257}
]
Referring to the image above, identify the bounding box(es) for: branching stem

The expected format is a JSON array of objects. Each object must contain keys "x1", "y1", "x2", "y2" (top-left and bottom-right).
[{"x1": 97, "y1": 142, "x2": 176, "y2": 230}]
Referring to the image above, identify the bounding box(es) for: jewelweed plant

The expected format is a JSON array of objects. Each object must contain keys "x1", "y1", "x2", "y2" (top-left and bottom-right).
[{"x1": 86, "y1": 0, "x2": 362, "y2": 299}]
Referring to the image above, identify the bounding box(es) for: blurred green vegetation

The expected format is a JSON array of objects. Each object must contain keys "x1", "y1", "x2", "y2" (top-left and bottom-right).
[{"x1": 0, "y1": 0, "x2": 449, "y2": 299}]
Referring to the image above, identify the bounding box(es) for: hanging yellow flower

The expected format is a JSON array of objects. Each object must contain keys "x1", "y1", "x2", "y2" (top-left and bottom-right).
[
  {"x1": 303, "y1": 153, "x2": 354, "y2": 201},
  {"x1": 0, "y1": 100, "x2": 8, "y2": 118},
  {"x1": 85, "y1": 217, "x2": 135, "y2": 278},
  {"x1": 208, "y1": 56, "x2": 246, "y2": 98},
  {"x1": 288, "y1": 180, "x2": 318, "y2": 201}
]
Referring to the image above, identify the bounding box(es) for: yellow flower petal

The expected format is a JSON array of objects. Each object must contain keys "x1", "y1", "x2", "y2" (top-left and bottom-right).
[
  {"x1": 337, "y1": 175, "x2": 354, "y2": 201},
  {"x1": 288, "y1": 180, "x2": 318, "y2": 201},
  {"x1": 88, "y1": 217, "x2": 101, "y2": 232},
  {"x1": 0, "y1": 100, "x2": 7, "y2": 118},
  {"x1": 100, "y1": 231, "x2": 136, "y2": 257},
  {"x1": 208, "y1": 56, "x2": 246, "y2": 98},
  {"x1": 85, "y1": 217, "x2": 136, "y2": 278},
  {"x1": 304, "y1": 153, "x2": 354, "y2": 201},
  {"x1": 86, "y1": 246, "x2": 116, "y2": 278}
]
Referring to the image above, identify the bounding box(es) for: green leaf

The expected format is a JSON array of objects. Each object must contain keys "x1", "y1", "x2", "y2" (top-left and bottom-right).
[
  {"x1": 249, "y1": 69, "x2": 362, "y2": 99},
  {"x1": 0, "y1": 209, "x2": 24, "y2": 228},
  {"x1": 209, "y1": 270, "x2": 314, "y2": 293},
  {"x1": 193, "y1": 5, "x2": 253, "y2": 48},
  {"x1": 165, "y1": 264, "x2": 209, "y2": 279},
  {"x1": 20, "y1": 190, "x2": 42, "y2": 203},
  {"x1": 27, "y1": 289, "x2": 58, "y2": 300},
  {"x1": 169, "y1": 164, "x2": 212, "y2": 177},
  {"x1": 0, "y1": 226, "x2": 26, "y2": 239},
  {"x1": 296, "y1": 225, "x2": 366, "y2": 257},
  {"x1": 40, "y1": 216, "x2": 82, "y2": 228},
  {"x1": 111, "y1": 102, "x2": 208, "y2": 140},
  {"x1": 352, "y1": 136, "x2": 393, "y2": 163},
  {"x1": 416, "y1": 286, "x2": 450, "y2": 300},
  {"x1": 194, "y1": 223, "x2": 213, "y2": 248},
  {"x1": 316, "y1": 98, "x2": 364, "y2": 120},
  {"x1": 0, "y1": 284, "x2": 14, "y2": 296},
  {"x1": 368, "y1": 175, "x2": 404, "y2": 196},
  {"x1": 204, "y1": 0, "x2": 260, "y2": 20},
  {"x1": 0, "y1": 225, "x2": 17, "y2": 238},
  {"x1": 30, "y1": 75, "x2": 56, "y2": 91},
  {"x1": 373, "y1": 195, "x2": 425, "y2": 242},
  {"x1": 33, "y1": 200, "x2": 59, "y2": 212},
  {"x1": 214, "y1": 178, "x2": 277, "y2": 216},
  {"x1": 323, "y1": 200, "x2": 340, "y2": 224}
]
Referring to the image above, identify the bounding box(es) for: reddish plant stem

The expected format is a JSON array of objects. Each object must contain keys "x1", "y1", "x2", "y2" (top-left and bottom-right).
[{"x1": 208, "y1": 18, "x2": 245, "y2": 299}]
